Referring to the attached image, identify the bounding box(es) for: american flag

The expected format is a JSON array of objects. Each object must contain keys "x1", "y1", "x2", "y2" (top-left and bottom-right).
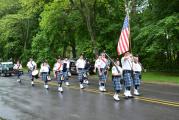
[{"x1": 117, "y1": 15, "x2": 130, "y2": 55}]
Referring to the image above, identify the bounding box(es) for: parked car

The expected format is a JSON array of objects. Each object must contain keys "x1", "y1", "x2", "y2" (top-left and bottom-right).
[{"x1": 0, "y1": 62, "x2": 14, "y2": 76}]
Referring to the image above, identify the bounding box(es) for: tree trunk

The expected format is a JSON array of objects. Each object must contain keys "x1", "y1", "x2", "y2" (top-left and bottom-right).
[
  {"x1": 71, "y1": 44, "x2": 76, "y2": 58},
  {"x1": 24, "y1": 19, "x2": 30, "y2": 51},
  {"x1": 69, "y1": 0, "x2": 98, "y2": 55},
  {"x1": 63, "y1": 44, "x2": 67, "y2": 58}
]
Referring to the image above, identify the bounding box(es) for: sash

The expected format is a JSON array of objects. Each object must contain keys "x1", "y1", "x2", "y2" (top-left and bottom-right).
[
  {"x1": 30, "y1": 62, "x2": 35, "y2": 71},
  {"x1": 57, "y1": 63, "x2": 62, "y2": 71},
  {"x1": 101, "y1": 58, "x2": 107, "y2": 64}
]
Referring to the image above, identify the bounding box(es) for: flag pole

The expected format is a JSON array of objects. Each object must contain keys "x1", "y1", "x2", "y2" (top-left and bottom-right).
[{"x1": 125, "y1": 0, "x2": 132, "y2": 53}]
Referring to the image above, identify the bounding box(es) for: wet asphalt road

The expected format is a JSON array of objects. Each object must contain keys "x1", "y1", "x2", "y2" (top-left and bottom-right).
[{"x1": 0, "y1": 75, "x2": 179, "y2": 120}]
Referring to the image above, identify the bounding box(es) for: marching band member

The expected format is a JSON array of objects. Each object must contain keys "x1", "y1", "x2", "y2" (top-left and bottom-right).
[
  {"x1": 27, "y1": 58, "x2": 37, "y2": 86},
  {"x1": 83, "y1": 58, "x2": 90, "y2": 85},
  {"x1": 53, "y1": 57, "x2": 64, "y2": 92},
  {"x1": 132, "y1": 56, "x2": 142, "y2": 96},
  {"x1": 39, "y1": 60, "x2": 50, "y2": 89},
  {"x1": 41, "y1": 60, "x2": 51, "y2": 75},
  {"x1": 112, "y1": 59, "x2": 123, "y2": 101},
  {"x1": 13, "y1": 60, "x2": 23, "y2": 83},
  {"x1": 94, "y1": 53, "x2": 109, "y2": 92},
  {"x1": 94, "y1": 55, "x2": 100, "y2": 86},
  {"x1": 94, "y1": 55, "x2": 102, "y2": 91},
  {"x1": 101, "y1": 52, "x2": 110, "y2": 91},
  {"x1": 121, "y1": 52, "x2": 133, "y2": 98},
  {"x1": 76, "y1": 54, "x2": 86, "y2": 89},
  {"x1": 63, "y1": 57, "x2": 70, "y2": 86}
]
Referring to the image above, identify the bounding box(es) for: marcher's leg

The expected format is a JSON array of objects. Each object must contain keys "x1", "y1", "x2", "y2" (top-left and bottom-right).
[
  {"x1": 57, "y1": 72, "x2": 63, "y2": 92},
  {"x1": 133, "y1": 73, "x2": 141, "y2": 95}
]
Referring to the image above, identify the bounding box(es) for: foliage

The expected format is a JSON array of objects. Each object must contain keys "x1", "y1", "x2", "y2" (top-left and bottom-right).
[{"x1": 0, "y1": 0, "x2": 178, "y2": 71}]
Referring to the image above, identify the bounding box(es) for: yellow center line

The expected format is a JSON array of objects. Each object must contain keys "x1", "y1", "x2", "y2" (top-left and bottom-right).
[{"x1": 34, "y1": 80, "x2": 179, "y2": 108}]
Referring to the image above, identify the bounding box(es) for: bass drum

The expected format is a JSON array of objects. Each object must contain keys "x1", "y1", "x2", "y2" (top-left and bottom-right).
[{"x1": 32, "y1": 70, "x2": 39, "y2": 79}]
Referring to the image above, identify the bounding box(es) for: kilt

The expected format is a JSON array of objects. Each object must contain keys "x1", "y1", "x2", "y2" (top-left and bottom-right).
[
  {"x1": 133, "y1": 72, "x2": 141, "y2": 85},
  {"x1": 112, "y1": 76, "x2": 122, "y2": 91},
  {"x1": 41, "y1": 72, "x2": 48, "y2": 81},
  {"x1": 16, "y1": 70, "x2": 23, "y2": 78},
  {"x1": 63, "y1": 71, "x2": 68, "y2": 81},
  {"x1": 123, "y1": 71, "x2": 133, "y2": 87},
  {"x1": 83, "y1": 69, "x2": 88, "y2": 79},
  {"x1": 28, "y1": 70, "x2": 33, "y2": 79},
  {"x1": 99, "y1": 68, "x2": 107, "y2": 81},
  {"x1": 78, "y1": 68, "x2": 85, "y2": 81},
  {"x1": 56, "y1": 71, "x2": 63, "y2": 82}
]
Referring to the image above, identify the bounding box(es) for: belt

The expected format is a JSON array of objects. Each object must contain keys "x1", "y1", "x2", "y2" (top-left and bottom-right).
[
  {"x1": 100, "y1": 68, "x2": 106, "y2": 71},
  {"x1": 123, "y1": 70, "x2": 132, "y2": 73},
  {"x1": 42, "y1": 72, "x2": 48, "y2": 74},
  {"x1": 112, "y1": 75, "x2": 121, "y2": 78},
  {"x1": 78, "y1": 68, "x2": 84, "y2": 70},
  {"x1": 134, "y1": 71, "x2": 140, "y2": 73}
]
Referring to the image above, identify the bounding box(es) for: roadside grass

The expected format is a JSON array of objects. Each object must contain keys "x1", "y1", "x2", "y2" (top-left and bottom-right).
[
  {"x1": 90, "y1": 71, "x2": 179, "y2": 85},
  {"x1": 142, "y1": 72, "x2": 179, "y2": 84},
  {"x1": 0, "y1": 117, "x2": 6, "y2": 120}
]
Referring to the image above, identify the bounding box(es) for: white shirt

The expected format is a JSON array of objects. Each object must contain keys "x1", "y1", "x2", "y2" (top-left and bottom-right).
[
  {"x1": 53, "y1": 62, "x2": 63, "y2": 71},
  {"x1": 13, "y1": 64, "x2": 22, "y2": 70},
  {"x1": 133, "y1": 62, "x2": 142, "y2": 72},
  {"x1": 94, "y1": 58, "x2": 101, "y2": 68},
  {"x1": 27, "y1": 61, "x2": 36, "y2": 70},
  {"x1": 121, "y1": 57, "x2": 133, "y2": 70},
  {"x1": 40, "y1": 65, "x2": 49, "y2": 73},
  {"x1": 112, "y1": 66, "x2": 123, "y2": 75},
  {"x1": 94, "y1": 58, "x2": 107, "y2": 69},
  {"x1": 41, "y1": 63, "x2": 50, "y2": 68},
  {"x1": 63, "y1": 60, "x2": 70, "y2": 68},
  {"x1": 76, "y1": 59, "x2": 86, "y2": 68},
  {"x1": 101, "y1": 58, "x2": 108, "y2": 68}
]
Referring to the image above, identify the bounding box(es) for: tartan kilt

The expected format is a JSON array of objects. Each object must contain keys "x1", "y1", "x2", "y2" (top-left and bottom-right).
[
  {"x1": 133, "y1": 72, "x2": 141, "y2": 85},
  {"x1": 123, "y1": 72, "x2": 133, "y2": 87},
  {"x1": 83, "y1": 70, "x2": 88, "y2": 79},
  {"x1": 28, "y1": 71, "x2": 33, "y2": 79},
  {"x1": 41, "y1": 72, "x2": 48, "y2": 81},
  {"x1": 78, "y1": 69, "x2": 84, "y2": 81},
  {"x1": 56, "y1": 71, "x2": 63, "y2": 82},
  {"x1": 112, "y1": 76, "x2": 122, "y2": 91},
  {"x1": 63, "y1": 71, "x2": 68, "y2": 81},
  {"x1": 16, "y1": 70, "x2": 23, "y2": 76},
  {"x1": 98, "y1": 69, "x2": 107, "y2": 81}
]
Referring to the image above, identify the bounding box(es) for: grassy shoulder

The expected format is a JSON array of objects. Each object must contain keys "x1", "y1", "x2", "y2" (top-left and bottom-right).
[
  {"x1": 142, "y1": 72, "x2": 179, "y2": 84},
  {"x1": 90, "y1": 71, "x2": 179, "y2": 85},
  {"x1": 0, "y1": 117, "x2": 6, "y2": 120}
]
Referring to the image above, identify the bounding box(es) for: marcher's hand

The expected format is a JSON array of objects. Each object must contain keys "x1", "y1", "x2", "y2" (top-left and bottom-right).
[
  {"x1": 93, "y1": 69, "x2": 96, "y2": 73},
  {"x1": 54, "y1": 74, "x2": 57, "y2": 78},
  {"x1": 107, "y1": 66, "x2": 110, "y2": 69}
]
